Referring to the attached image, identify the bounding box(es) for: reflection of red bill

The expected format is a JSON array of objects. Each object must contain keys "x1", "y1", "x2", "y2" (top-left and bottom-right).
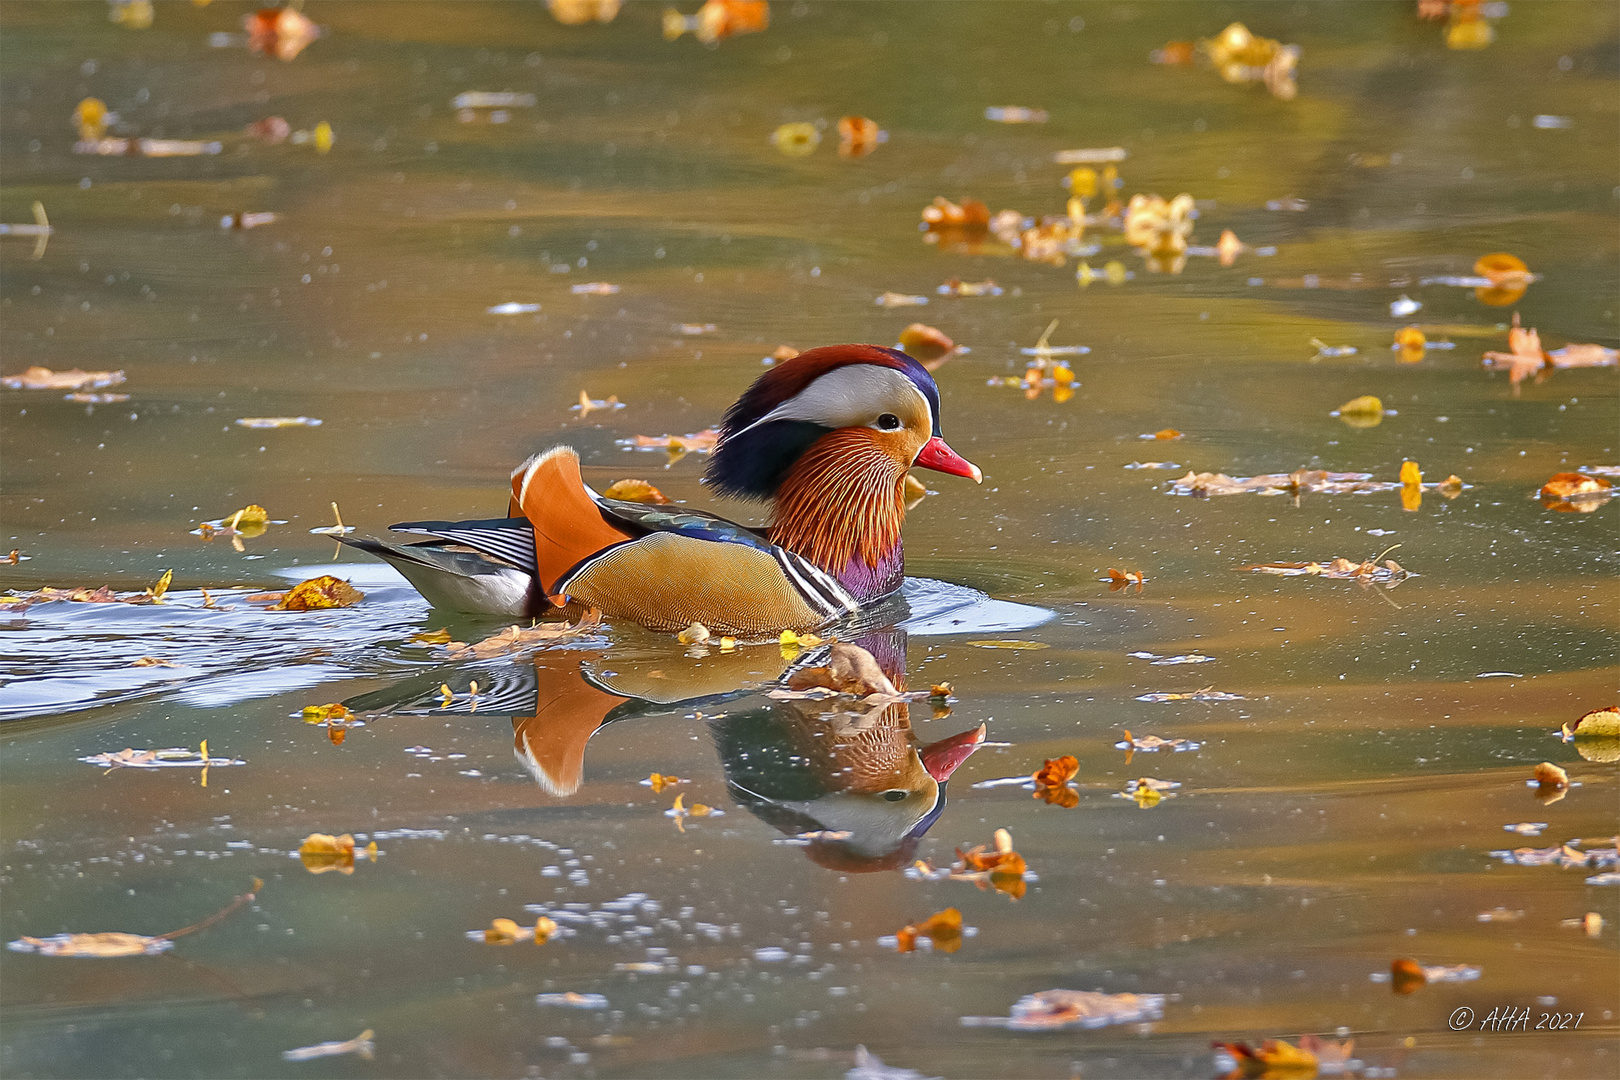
[{"x1": 920, "y1": 722, "x2": 987, "y2": 782}]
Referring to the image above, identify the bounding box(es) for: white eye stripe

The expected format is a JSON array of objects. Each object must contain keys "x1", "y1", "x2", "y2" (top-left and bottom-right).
[{"x1": 734, "y1": 366, "x2": 930, "y2": 438}]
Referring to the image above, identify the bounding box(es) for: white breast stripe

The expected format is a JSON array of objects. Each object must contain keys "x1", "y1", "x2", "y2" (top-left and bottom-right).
[
  {"x1": 773, "y1": 550, "x2": 837, "y2": 616},
  {"x1": 775, "y1": 549, "x2": 859, "y2": 615}
]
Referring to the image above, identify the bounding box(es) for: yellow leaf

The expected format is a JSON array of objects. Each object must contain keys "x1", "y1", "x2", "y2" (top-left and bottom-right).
[
  {"x1": 967, "y1": 640, "x2": 1049, "y2": 650},
  {"x1": 1400, "y1": 461, "x2": 1422, "y2": 486},
  {"x1": 271, "y1": 575, "x2": 364, "y2": 611},
  {"x1": 410, "y1": 628, "x2": 452, "y2": 644},
  {"x1": 601, "y1": 479, "x2": 670, "y2": 504}
]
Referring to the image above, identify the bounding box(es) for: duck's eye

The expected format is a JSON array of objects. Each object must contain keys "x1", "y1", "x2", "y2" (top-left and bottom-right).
[
  {"x1": 881, "y1": 789, "x2": 909, "y2": 802},
  {"x1": 876, "y1": 413, "x2": 901, "y2": 430}
]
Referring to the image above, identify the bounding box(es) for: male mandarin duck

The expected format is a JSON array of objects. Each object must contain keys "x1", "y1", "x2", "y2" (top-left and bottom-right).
[{"x1": 342, "y1": 344, "x2": 981, "y2": 635}]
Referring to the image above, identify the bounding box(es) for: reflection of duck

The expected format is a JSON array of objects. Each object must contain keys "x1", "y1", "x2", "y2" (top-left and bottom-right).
[
  {"x1": 342, "y1": 629, "x2": 985, "y2": 871},
  {"x1": 340, "y1": 345, "x2": 980, "y2": 634}
]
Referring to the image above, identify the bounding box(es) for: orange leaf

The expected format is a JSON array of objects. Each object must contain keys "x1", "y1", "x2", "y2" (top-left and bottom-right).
[{"x1": 601, "y1": 479, "x2": 670, "y2": 504}]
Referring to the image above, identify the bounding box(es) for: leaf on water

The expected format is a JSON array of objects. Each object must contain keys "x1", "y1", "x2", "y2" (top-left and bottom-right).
[
  {"x1": 570, "y1": 282, "x2": 621, "y2": 295},
  {"x1": 963, "y1": 989, "x2": 1165, "y2": 1031},
  {"x1": 937, "y1": 278, "x2": 1002, "y2": 297},
  {"x1": 480, "y1": 916, "x2": 557, "y2": 945},
  {"x1": 1476, "y1": 906, "x2": 1525, "y2": 922},
  {"x1": 1201, "y1": 22, "x2": 1299, "y2": 99},
  {"x1": 893, "y1": 907, "x2": 964, "y2": 954},
  {"x1": 921, "y1": 197, "x2": 991, "y2": 231},
  {"x1": 245, "y1": 6, "x2": 322, "y2": 62},
  {"x1": 600, "y1": 479, "x2": 670, "y2": 504},
  {"x1": 1547, "y1": 343, "x2": 1618, "y2": 369},
  {"x1": 644, "y1": 773, "x2": 683, "y2": 792},
  {"x1": 446, "y1": 610, "x2": 601, "y2": 659},
  {"x1": 571, "y1": 390, "x2": 624, "y2": 419},
  {"x1": 2, "y1": 366, "x2": 126, "y2": 391},
  {"x1": 1106, "y1": 568, "x2": 1146, "y2": 593},
  {"x1": 302, "y1": 703, "x2": 352, "y2": 724},
  {"x1": 950, "y1": 828, "x2": 1029, "y2": 898},
  {"x1": 1385, "y1": 957, "x2": 1480, "y2": 994},
  {"x1": 1212, "y1": 1037, "x2": 1323, "y2": 1073},
  {"x1": 410, "y1": 628, "x2": 453, "y2": 645},
  {"x1": 1153, "y1": 41, "x2": 1196, "y2": 64},
  {"x1": 769, "y1": 121, "x2": 820, "y2": 156},
  {"x1": 1216, "y1": 229, "x2": 1245, "y2": 267},
  {"x1": 1169, "y1": 467, "x2": 1410, "y2": 498},
  {"x1": 874, "y1": 291, "x2": 928, "y2": 308},
  {"x1": 676, "y1": 621, "x2": 711, "y2": 645},
  {"x1": 985, "y1": 106, "x2": 1048, "y2": 124},
  {"x1": 8, "y1": 878, "x2": 261, "y2": 957},
  {"x1": 967, "y1": 639, "x2": 1049, "y2": 650},
  {"x1": 1236, "y1": 547, "x2": 1415, "y2": 589},
  {"x1": 80, "y1": 746, "x2": 242, "y2": 770},
  {"x1": 1116, "y1": 731, "x2": 1198, "y2": 753},
  {"x1": 617, "y1": 428, "x2": 719, "y2": 461},
  {"x1": 281, "y1": 1030, "x2": 375, "y2": 1063},
  {"x1": 131, "y1": 657, "x2": 178, "y2": 667},
  {"x1": 665, "y1": 792, "x2": 719, "y2": 833},
  {"x1": 220, "y1": 212, "x2": 278, "y2": 230},
  {"x1": 1135, "y1": 688, "x2": 1243, "y2": 702},
  {"x1": 1119, "y1": 776, "x2": 1179, "y2": 808},
  {"x1": 1123, "y1": 193, "x2": 1194, "y2": 260},
  {"x1": 663, "y1": 0, "x2": 769, "y2": 44},
  {"x1": 1533, "y1": 761, "x2": 1568, "y2": 789},
  {"x1": 1031, "y1": 755, "x2": 1079, "y2": 808},
  {"x1": 1561, "y1": 913, "x2": 1605, "y2": 937},
  {"x1": 1482, "y1": 312, "x2": 1547, "y2": 386},
  {"x1": 298, "y1": 833, "x2": 378, "y2": 875},
  {"x1": 1539, "y1": 472, "x2": 1612, "y2": 514},
  {"x1": 271, "y1": 575, "x2": 363, "y2": 611},
  {"x1": 1332, "y1": 395, "x2": 1388, "y2": 427},
  {"x1": 547, "y1": 0, "x2": 621, "y2": 26},
  {"x1": 897, "y1": 323, "x2": 957, "y2": 366}
]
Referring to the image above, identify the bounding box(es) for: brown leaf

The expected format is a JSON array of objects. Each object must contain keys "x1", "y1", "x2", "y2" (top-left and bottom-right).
[
  {"x1": 1031, "y1": 755, "x2": 1080, "y2": 807},
  {"x1": 1539, "y1": 472, "x2": 1612, "y2": 501},
  {"x1": 1, "y1": 366, "x2": 126, "y2": 391},
  {"x1": 1533, "y1": 761, "x2": 1568, "y2": 789},
  {"x1": 951, "y1": 828, "x2": 1028, "y2": 897},
  {"x1": 1391, "y1": 956, "x2": 1427, "y2": 994},
  {"x1": 1107, "y1": 567, "x2": 1146, "y2": 592},
  {"x1": 836, "y1": 115, "x2": 885, "y2": 158},
  {"x1": 894, "y1": 907, "x2": 963, "y2": 954},
  {"x1": 1546, "y1": 343, "x2": 1618, "y2": 369},
  {"x1": 8, "y1": 878, "x2": 261, "y2": 957},
  {"x1": 271, "y1": 575, "x2": 363, "y2": 611},
  {"x1": 784, "y1": 642, "x2": 898, "y2": 697},
  {"x1": 897, "y1": 323, "x2": 956, "y2": 365},
  {"x1": 245, "y1": 6, "x2": 321, "y2": 62},
  {"x1": 446, "y1": 610, "x2": 601, "y2": 659},
  {"x1": 601, "y1": 479, "x2": 671, "y2": 504},
  {"x1": 1213, "y1": 1037, "x2": 1320, "y2": 1073},
  {"x1": 921, "y1": 196, "x2": 990, "y2": 230}
]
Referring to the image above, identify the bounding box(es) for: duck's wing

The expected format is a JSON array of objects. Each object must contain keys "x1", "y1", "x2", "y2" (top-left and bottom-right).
[{"x1": 384, "y1": 516, "x2": 540, "y2": 575}]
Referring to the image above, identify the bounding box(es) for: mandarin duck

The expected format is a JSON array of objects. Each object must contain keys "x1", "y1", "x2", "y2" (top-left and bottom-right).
[{"x1": 340, "y1": 344, "x2": 980, "y2": 636}]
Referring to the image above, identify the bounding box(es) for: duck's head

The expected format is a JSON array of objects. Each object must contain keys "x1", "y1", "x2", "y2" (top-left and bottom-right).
[{"x1": 705, "y1": 344, "x2": 980, "y2": 500}]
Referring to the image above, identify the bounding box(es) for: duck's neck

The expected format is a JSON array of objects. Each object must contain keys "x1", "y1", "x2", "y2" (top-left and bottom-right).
[{"x1": 768, "y1": 430, "x2": 907, "y2": 603}]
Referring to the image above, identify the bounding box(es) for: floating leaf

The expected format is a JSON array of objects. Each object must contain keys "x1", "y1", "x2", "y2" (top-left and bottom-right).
[
  {"x1": 937, "y1": 278, "x2": 1002, "y2": 297},
  {"x1": 875, "y1": 291, "x2": 929, "y2": 308},
  {"x1": 1212, "y1": 1037, "x2": 1323, "y2": 1074},
  {"x1": 897, "y1": 323, "x2": 956, "y2": 365},
  {"x1": 921, "y1": 197, "x2": 991, "y2": 231},
  {"x1": 666, "y1": 792, "x2": 718, "y2": 832},
  {"x1": 663, "y1": 0, "x2": 769, "y2": 43},
  {"x1": 2, "y1": 367, "x2": 126, "y2": 391},
  {"x1": 963, "y1": 989, "x2": 1165, "y2": 1031},
  {"x1": 281, "y1": 1030, "x2": 375, "y2": 1063},
  {"x1": 601, "y1": 479, "x2": 670, "y2": 504},
  {"x1": 8, "y1": 878, "x2": 261, "y2": 957},
  {"x1": 1031, "y1": 756, "x2": 1079, "y2": 807},
  {"x1": 1106, "y1": 568, "x2": 1146, "y2": 593},
  {"x1": 1548, "y1": 343, "x2": 1618, "y2": 369},
  {"x1": 480, "y1": 916, "x2": 557, "y2": 945},
  {"x1": 1482, "y1": 312, "x2": 1547, "y2": 387},
  {"x1": 644, "y1": 773, "x2": 683, "y2": 793},
  {"x1": 967, "y1": 639, "x2": 1049, "y2": 650},
  {"x1": 1533, "y1": 761, "x2": 1568, "y2": 789},
  {"x1": 570, "y1": 282, "x2": 620, "y2": 295},
  {"x1": 245, "y1": 5, "x2": 321, "y2": 61},
  {"x1": 894, "y1": 908, "x2": 964, "y2": 954},
  {"x1": 950, "y1": 828, "x2": 1029, "y2": 898},
  {"x1": 272, "y1": 575, "x2": 363, "y2": 611},
  {"x1": 301, "y1": 703, "x2": 352, "y2": 724},
  {"x1": 1332, "y1": 395, "x2": 1387, "y2": 427},
  {"x1": 769, "y1": 121, "x2": 820, "y2": 156},
  {"x1": 80, "y1": 746, "x2": 242, "y2": 770},
  {"x1": 446, "y1": 610, "x2": 601, "y2": 660},
  {"x1": 1237, "y1": 545, "x2": 1415, "y2": 589},
  {"x1": 298, "y1": 833, "x2": 378, "y2": 875},
  {"x1": 784, "y1": 642, "x2": 899, "y2": 697},
  {"x1": 571, "y1": 390, "x2": 624, "y2": 419},
  {"x1": 676, "y1": 622, "x2": 711, "y2": 645},
  {"x1": 234, "y1": 416, "x2": 321, "y2": 428},
  {"x1": 836, "y1": 115, "x2": 885, "y2": 158}
]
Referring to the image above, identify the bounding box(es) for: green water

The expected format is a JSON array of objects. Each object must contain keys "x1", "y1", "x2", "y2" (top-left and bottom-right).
[{"x1": 2, "y1": 2, "x2": 1616, "y2": 1077}]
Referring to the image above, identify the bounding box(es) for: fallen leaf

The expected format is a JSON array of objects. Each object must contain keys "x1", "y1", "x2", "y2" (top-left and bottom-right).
[
  {"x1": 271, "y1": 575, "x2": 363, "y2": 611},
  {"x1": 836, "y1": 115, "x2": 885, "y2": 158},
  {"x1": 937, "y1": 278, "x2": 1002, "y2": 297},
  {"x1": 409, "y1": 628, "x2": 452, "y2": 645},
  {"x1": 967, "y1": 640, "x2": 1049, "y2": 650},
  {"x1": 666, "y1": 792, "x2": 718, "y2": 832},
  {"x1": 1154, "y1": 41, "x2": 1196, "y2": 64},
  {"x1": 1474, "y1": 252, "x2": 1535, "y2": 303},
  {"x1": 1031, "y1": 755, "x2": 1079, "y2": 807},
  {"x1": 1202, "y1": 22, "x2": 1300, "y2": 99},
  {"x1": 601, "y1": 479, "x2": 670, "y2": 504},
  {"x1": 298, "y1": 833, "x2": 378, "y2": 875},
  {"x1": 281, "y1": 1030, "x2": 375, "y2": 1063},
  {"x1": 446, "y1": 610, "x2": 601, "y2": 659},
  {"x1": 769, "y1": 121, "x2": 820, "y2": 156},
  {"x1": 897, "y1": 323, "x2": 956, "y2": 365},
  {"x1": 8, "y1": 878, "x2": 261, "y2": 957},
  {"x1": 1482, "y1": 312, "x2": 1547, "y2": 386},
  {"x1": 1476, "y1": 906, "x2": 1525, "y2": 922},
  {"x1": 80, "y1": 746, "x2": 242, "y2": 770},
  {"x1": 985, "y1": 106, "x2": 1048, "y2": 123},
  {"x1": 1560, "y1": 912, "x2": 1605, "y2": 937},
  {"x1": 875, "y1": 291, "x2": 929, "y2": 308},
  {"x1": 234, "y1": 416, "x2": 321, "y2": 428},
  {"x1": 1540, "y1": 472, "x2": 1611, "y2": 502},
  {"x1": 245, "y1": 6, "x2": 321, "y2": 61},
  {"x1": 1123, "y1": 193, "x2": 1194, "y2": 258},
  {"x1": 570, "y1": 282, "x2": 620, "y2": 295},
  {"x1": 302, "y1": 703, "x2": 352, "y2": 724},
  {"x1": 1107, "y1": 568, "x2": 1146, "y2": 593},
  {"x1": 894, "y1": 907, "x2": 964, "y2": 954},
  {"x1": 1533, "y1": 761, "x2": 1568, "y2": 789},
  {"x1": 571, "y1": 390, "x2": 624, "y2": 419},
  {"x1": 1216, "y1": 229, "x2": 1245, "y2": 267},
  {"x1": 921, "y1": 196, "x2": 991, "y2": 231},
  {"x1": 2, "y1": 366, "x2": 126, "y2": 391},
  {"x1": 1386, "y1": 957, "x2": 1480, "y2": 993},
  {"x1": 131, "y1": 657, "x2": 178, "y2": 668},
  {"x1": 1170, "y1": 467, "x2": 1406, "y2": 498},
  {"x1": 1237, "y1": 545, "x2": 1415, "y2": 589},
  {"x1": 950, "y1": 828, "x2": 1028, "y2": 898},
  {"x1": 1212, "y1": 1037, "x2": 1321, "y2": 1075},
  {"x1": 1547, "y1": 343, "x2": 1618, "y2": 369},
  {"x1": 676, "y1": 622, "x2": 711, "y2": 645},
  {"x1": 663, "y1": 0, "x2": 769, "y2": 44},
  {"x1": 645, "y1": 773, "x2": 683, "y2": 793},
  {"x1": 1332, "y1": 395, "x2": 1387, "y2": 427},
  {"x1": 480, "y1": 916, "x2": 557, "y2": 944},
  {"x1": 963, "y1": 989, "x2": 1165, "y2": 1030}
]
